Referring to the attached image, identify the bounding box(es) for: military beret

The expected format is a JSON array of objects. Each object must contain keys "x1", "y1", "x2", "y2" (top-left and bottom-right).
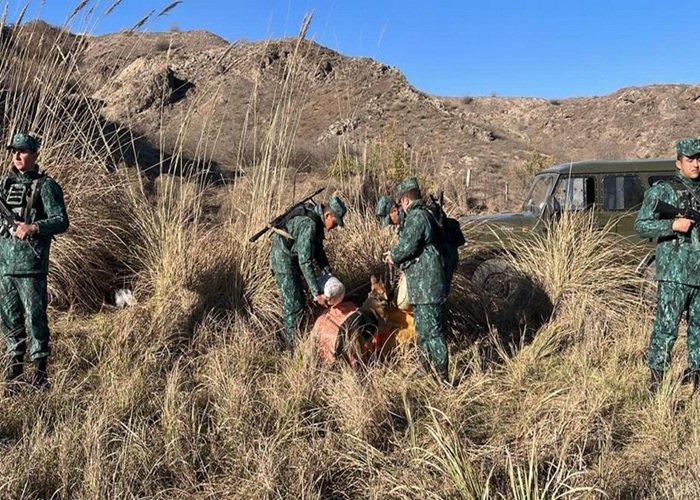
[
  {"x1": 6, "y1": 133, "x2": 40, "y2": 152},
  {"x1": 676, "y1": 138, "x2": 700, "y2": 158},
  {"x1": 328, "y1": 195, "x2": 347, "y2": 227},
  {"x1": 395, "y1": 176, "x2": 420, "y2": 198}
]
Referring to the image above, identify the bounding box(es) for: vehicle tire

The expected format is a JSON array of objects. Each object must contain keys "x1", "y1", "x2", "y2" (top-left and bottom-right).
[{"x1": 471, "y1": 257, "x2": 522, "y2": 302}]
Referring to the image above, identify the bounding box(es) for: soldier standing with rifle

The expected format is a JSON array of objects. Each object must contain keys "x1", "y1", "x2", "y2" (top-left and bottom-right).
[
  {"x1": 265, "y1": 193, "x2": 347, "y2": 350},
  {"x1": 635, "y1": 137, "x2": 700, "y2": 394},
  {"x1": 1, "y1": 133, "x2": 69, "y2": 393},
  {"x1": 384, "y1": 177, "x2": 448, "y2": 382}
]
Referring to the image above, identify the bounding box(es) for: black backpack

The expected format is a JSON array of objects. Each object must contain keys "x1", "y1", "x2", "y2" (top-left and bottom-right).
[
  {"x1": 276, "y1": 200, "x2": 320, "y2": 229},
  {"x1": 426, "y1": 192, "x2": 466, "y2": 248}
]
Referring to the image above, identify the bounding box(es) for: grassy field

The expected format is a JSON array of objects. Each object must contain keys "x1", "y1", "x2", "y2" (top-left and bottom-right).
[{"x1": 0, "y1": 4, "x2": 698, "y2": 499}]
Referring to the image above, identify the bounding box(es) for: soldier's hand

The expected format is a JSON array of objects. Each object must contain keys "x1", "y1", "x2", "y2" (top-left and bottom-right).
[
  {"x1": 315, "y1": 294, "x2": 328, "y2": 306},
  {"x1": 383, "y1": 251, "x2": 394, "y2": 265},
  {"x1": 15, "y1": 222, "x2": 37, "y2": 240},
  {"x1": 672, "y1": 217, "x2": 695, "y2": 233}
]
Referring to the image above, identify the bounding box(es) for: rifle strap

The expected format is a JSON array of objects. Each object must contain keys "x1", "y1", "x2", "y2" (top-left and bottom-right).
[
  {"x1": 271, "y1": 226, "x2": 295, "y2": 241},
  {"x1": 667, "y1": 177, "x2": 700, "y2": 208},
  {"x1": 28, "y1": 173, "x2": 47, "y2": 212}
]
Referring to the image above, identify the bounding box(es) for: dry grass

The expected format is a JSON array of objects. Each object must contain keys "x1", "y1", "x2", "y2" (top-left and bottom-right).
[{"x1": 0, "y1": 3, "x2": 698, "y2": 499}]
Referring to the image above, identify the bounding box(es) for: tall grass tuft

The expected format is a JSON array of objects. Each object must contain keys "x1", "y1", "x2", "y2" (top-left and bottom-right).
[
  {"x1": 0, "y1": 3, "x2": 697, "y2": 499},
  {"x1": 506, "y1": 210, "x2": 647, "y2": 320}
]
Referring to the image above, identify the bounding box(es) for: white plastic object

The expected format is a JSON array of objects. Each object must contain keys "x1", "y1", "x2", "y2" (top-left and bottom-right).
[
  {"x1": 396, "y1": 273, "x2": 410, "y2": 310},
  {"x1": 115, "y1": 288, "x2": 137, "y2": 308},
  {"x1": 317, "y1": 274, "x2": 346, "y2": 306}
]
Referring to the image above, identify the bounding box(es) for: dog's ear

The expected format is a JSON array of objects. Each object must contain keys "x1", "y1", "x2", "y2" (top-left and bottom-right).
[{"x1": 370, "y1": 274, "x2": 377, "y2": 285}]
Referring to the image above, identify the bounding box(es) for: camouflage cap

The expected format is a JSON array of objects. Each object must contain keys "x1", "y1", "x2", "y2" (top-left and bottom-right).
[
  {"x1": 676, "y1": 138, "x2": 700, "y2": 158},
  {"x1": 6, "y1": 133, "x2": 40, "y2": 152},
  {"x1": 395, "y1": 176, "x2": 420, "y2": 198},
  {"x1": 375, "y1": 195, "x2": 395, "y2": 227},
  {"x1": 375, "y1": 195, "x2": 394, "y2": 217},
  {"x1": 328, "y1": 195, "x2": 347, "y2": 227}
]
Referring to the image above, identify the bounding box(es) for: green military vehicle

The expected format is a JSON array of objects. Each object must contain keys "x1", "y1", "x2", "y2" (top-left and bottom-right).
[{"x1": 462, "y1": 158, "x2": 677, "y2": 299}]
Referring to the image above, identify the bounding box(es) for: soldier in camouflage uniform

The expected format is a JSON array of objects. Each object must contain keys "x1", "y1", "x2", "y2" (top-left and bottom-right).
[
  {"x1": 377, "y1": 194, "x2": 458, "y2": 296},
  {"x1": 376, "y1": 195, "x2": 404, "y2": 300},
  {"x1": 635, "y1": 137, "x2": 700, "y2": 393},
  {"x1": 1, "y1": 133, "x2": 69, "y2": 391},
  {"x1": 375, "y1": 195, "x2": 402, "y2": 230},
  {"x1": 384, "y1": 177, "x2": 448, "y2": 381},
  {"x1": 269, "y1": 195, "x2": 347, "y2": 349}
]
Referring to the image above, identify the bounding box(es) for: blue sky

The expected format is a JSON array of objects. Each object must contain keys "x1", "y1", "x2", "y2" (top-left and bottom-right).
[{"x1": 17, "y1": 0, "x2": 700, "y2": 99}]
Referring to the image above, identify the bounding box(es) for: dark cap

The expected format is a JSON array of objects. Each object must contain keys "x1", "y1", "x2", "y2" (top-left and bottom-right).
[
  {"x1": 328, "y1": 195, "x2": 347, "y2": 227},
  {"x1": 395, "y1": 176, "x2": 420, "y2": 198},
  {"x1": 375, "y1": 195, "x2": 395, "y2": 227},
  {"x1": 7, "y1": 133, "x2": 40, "y2": 152}
]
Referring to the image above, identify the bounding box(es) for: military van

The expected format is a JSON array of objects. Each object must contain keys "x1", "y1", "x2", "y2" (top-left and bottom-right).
[{"x1": 462, "y1": 158, "x2": 677, "y2": 299}]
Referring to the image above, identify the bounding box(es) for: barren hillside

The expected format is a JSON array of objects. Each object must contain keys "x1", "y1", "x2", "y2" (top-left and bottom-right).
[{"x1": 22, "y1": 23, "x2": 700, "y2": 203}]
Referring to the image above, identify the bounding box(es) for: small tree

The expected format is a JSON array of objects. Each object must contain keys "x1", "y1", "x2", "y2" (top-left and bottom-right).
[{"x1": 509, "y1": 152, "x2": 553, "y2": 193}]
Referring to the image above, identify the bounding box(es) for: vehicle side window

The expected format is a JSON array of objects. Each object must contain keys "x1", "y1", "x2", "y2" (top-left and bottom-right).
[
  {"x1": 603, "y1": 175, "x2": 644, "y2": 210},
  {"x1": 552, "y1": 176, "x2": 595, "y2": 211}
]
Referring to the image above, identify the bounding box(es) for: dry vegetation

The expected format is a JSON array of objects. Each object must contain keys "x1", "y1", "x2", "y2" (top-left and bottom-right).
[{"x1": 0, "y1": 3, "x2": 696, "y2": 499}]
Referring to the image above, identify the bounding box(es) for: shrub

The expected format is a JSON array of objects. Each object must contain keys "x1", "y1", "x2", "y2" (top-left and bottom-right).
[{"x1": 508, "y1": 152, "x2": 553, "y2": 193}]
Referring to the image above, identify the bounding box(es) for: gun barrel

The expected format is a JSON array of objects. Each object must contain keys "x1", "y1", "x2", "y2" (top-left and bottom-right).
[
  {"x1": 248, "y1": 187, "x2": 325, "y2": 243},
  {"x1": 248, "y1": 226, "x2": 269, "y2": 243},
  {"x1": 685, "y1": 206, "x2": 700, "y2": 222}
]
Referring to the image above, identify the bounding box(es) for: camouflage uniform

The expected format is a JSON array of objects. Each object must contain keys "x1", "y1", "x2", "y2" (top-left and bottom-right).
[
  {"x1": 379, "y1": 194, "x2": 457, "y2": 295},
  {"x1": 635, "y1": 138, "x2": 700, "y2": 377},
  {"x1": 269, "y1": 196, "x2": 346, "y2": 348},
  {"x1": 0, "y1": 133, "x2": 69, "y2": 388},
  {"x1": 390, "y1": 177, "x2": 448, "y2": 379}
]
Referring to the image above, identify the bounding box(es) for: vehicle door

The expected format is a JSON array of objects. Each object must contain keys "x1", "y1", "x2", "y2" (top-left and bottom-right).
[{"x1": 551, "y1": 174, "x2": 596, "y2": 213}]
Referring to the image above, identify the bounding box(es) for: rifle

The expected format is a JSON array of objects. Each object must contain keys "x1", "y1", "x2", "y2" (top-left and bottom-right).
[
  {"x1": 249, "y1": 187, "x2": 325, "y2": 243},
  {"x1": 0, "y1": 198, "x2": 39, "y2": 257},
  {"x1": 652, "y1": 199, "x2": 700, "y2": 226},
  {"x1": 429, "y1": 190, "x2": 446, "y2": 222}
]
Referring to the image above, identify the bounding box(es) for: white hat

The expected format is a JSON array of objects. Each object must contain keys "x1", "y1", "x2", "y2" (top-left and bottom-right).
[{"x1": 317, "y1": 274, "x2": 346, "y2": 306}]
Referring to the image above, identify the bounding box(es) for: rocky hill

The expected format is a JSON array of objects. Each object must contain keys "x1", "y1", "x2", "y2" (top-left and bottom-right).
[{"x1": 20, "y1": 23, "x2": 700, "y2": 204}]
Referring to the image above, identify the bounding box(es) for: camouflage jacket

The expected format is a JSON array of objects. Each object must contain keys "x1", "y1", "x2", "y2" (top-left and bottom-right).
[
  {"x1": 269, "y1": 203, "x2": 331, "y2": 295},
  {"x1": 0, "y1": 167, "x2": 69, "y2": 276},
  {"x1": 635, "y1": 173, "x2": 700, "y2": 286},
  {"x1": 390, "y1": 200, "x2": 446, "y2": 304}
]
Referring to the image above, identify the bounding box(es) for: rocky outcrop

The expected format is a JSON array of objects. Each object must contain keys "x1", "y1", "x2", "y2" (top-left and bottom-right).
[{"x1": 18, "y1": 21, "x2": 691, "y2": 195}]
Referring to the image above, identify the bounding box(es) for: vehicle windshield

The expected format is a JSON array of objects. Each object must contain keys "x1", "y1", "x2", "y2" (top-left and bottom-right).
[{"x1": 522, "y1": 173, "x2": 558, "y2": 212}]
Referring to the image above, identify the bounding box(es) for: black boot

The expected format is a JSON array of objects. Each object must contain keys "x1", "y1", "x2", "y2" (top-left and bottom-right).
[
  {"x1": 649, "y1": 369, "x2": 664, "y2": 394},
  {"x1": 4, "y1": 356, "x2": 24, "y2": 396},
  {"x1": 32, "y1": 357, "x2": 48, "y2": 389}
]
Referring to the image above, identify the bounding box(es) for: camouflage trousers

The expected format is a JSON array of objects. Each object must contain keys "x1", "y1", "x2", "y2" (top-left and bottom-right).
[
  {"x1": 273, "y1": 270, "x2": 305, "y2": 349},
  {"x1": 414, "y1": 303, "x2": 448, "y2": 378},
  {"x1": 0, "y1": 274, "x2": 50, "y2": 361},
  {"x1": 647, "y1": 280, "x2": 700, "y2": 372}
]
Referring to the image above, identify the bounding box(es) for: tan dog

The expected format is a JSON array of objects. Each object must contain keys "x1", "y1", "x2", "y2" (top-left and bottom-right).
[
  {"x1": 340, "y1": 275, "x2": 390, "y2": 364},
  {"x1": 362, "y1": 274, "x2": 389, "y2": 327}
]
